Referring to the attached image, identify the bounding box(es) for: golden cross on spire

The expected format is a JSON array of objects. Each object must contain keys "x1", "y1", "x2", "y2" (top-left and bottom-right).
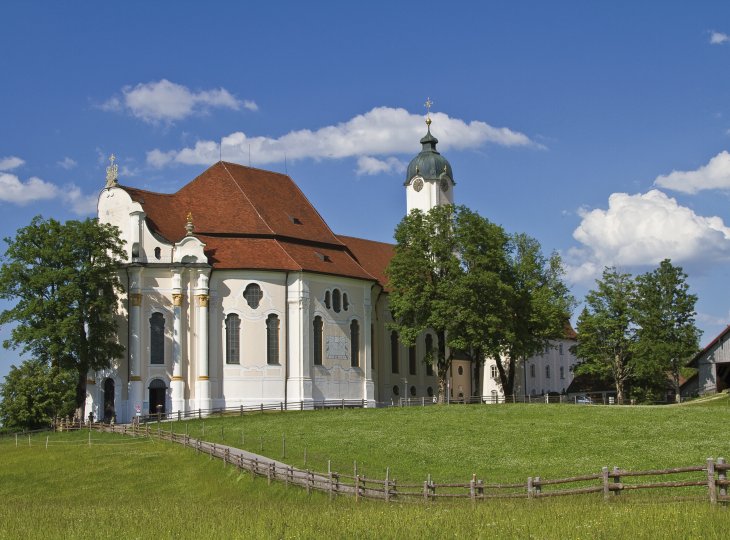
[
  {"x1": 105, "y1": 154, "x2": 119, "y2": 188},
  {"x1": 424, "y1": 97, "x2": 433, "y2": 126}
]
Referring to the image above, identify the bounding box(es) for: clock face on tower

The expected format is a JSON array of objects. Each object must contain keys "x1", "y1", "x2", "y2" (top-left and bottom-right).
[
  {"x1": 440, "y1": 178, "x2": 450, "y2": 192},
  {"x1": 413, "y1": 177, "x2": 424, "y2": 192}
]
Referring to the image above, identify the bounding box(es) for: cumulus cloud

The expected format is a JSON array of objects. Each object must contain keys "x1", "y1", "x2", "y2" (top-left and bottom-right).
[
  {"x1": 0, "y1": 156, "x2": 25, "y2": 171},
  {"x1": 710, "y1": 31, "x2": 729, "y2": 44},
  {"x1": 566, "y1": 189, "x2": 730, "y2": 282},
  {"x1": 0, "y1": 173, "x2": 59, "y2": 204},
  {"x1": 147, "y1": 106, "x2": 535, "y2": 170},
  {"x1": 101, "y1": 79, "x2": 256, "y2": 123},
  {"x1": 356, "y1": 156, "x2": 407, "y2": 176},
  {"x1": 654, "y1": 151, "x2": 730, "y2": 193},
  {"x1": 57, "y1": 157, "x2": 77, "y2": 170},
  {"x1": 0, "y1": 172, "x2": 97, "y2": 215}
]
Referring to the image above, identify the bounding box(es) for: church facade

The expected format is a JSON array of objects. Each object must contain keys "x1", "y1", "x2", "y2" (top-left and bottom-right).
[{"x1": 86, "y1": 123, "x2": 471, "y2": 423}]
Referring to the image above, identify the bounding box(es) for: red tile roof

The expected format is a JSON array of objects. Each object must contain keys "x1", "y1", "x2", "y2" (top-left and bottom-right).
[{"x1": 122, "y1": 162, "x2": 392, "y2": 284}]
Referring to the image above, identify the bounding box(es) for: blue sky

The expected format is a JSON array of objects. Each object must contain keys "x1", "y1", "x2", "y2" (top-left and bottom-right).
[{"x1": 2, "y1": 1, "x2": 730, "y2": 382}]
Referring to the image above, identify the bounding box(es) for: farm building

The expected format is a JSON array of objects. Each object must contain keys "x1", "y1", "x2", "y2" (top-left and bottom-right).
[{"x1": 681, "y1": 325, "x2": 730, "y2": 398}]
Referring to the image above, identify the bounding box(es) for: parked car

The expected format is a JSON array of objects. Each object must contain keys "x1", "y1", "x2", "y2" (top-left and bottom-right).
[{"x1": 575, "y1": 395, "x2": 592, "y2": 404}]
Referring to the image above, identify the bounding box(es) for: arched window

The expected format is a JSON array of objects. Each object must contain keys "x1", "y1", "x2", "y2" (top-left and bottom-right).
[
  {"x1": 560, "y1": 366, "x2": 565, "y2": 379},
  {"x1": 332, "y1": 289, "x2": 341, "y2": 313},
  {"x1": 425, "y1": 334, "x2": 434, "y2": 376},
  {"x1": 546, "y1": 365, "x2": 551, "y2": 379},
  {"x1": 313, "y1": 316, "x2": 323, "y2": 366},
  {"x1": 324, "y1": 291, "x2": 331, "y2": 309},
  {"x1": 350, "y1": 320, "x2": 359, "y2": 367},
  {"x1": 154, "y1": 247, "x2": 161, "y2": 260},
  {"x1": 409, "y1": 345, "x2": 416, "y2": 375},
  {"x1": 225, "y1": 313, "x2": 240, "y2": 364},
  {"x1": 490, "y1": 364, "x2": 498, "y2": 379},
  {"x1": 390, "y1": 331, "x2": 399, "y2": 374},
  {"x1": 243, "y1": 283, "x2": 263, "y2": 309},
  {"x1": 530, "y1": 364, "x2": 536, "y2": 378},
  {"x1": 150, "y1": 312, "x2": 165, "y2": 364},
  {"x1": 266, "y1": 314, "x2": 279, "y2": 365},
  {"x1": 343, "y1": 293, "x2": 349, "y2": 311}
]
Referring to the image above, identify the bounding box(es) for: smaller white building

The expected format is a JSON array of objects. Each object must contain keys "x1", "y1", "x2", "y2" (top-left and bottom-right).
[{"x1": 481, "y1": 327, "x2": 578, "y2": 402}]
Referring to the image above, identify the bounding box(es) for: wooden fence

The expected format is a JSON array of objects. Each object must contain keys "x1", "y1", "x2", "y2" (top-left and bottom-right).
[{"x1": 93, "y1": 422, "x2": 729, "y2": 505}]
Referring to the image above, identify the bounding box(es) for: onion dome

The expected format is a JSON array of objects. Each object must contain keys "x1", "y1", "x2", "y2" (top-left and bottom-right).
[{"x1": 404, "y1": 122, "x2": 454, "y2": 186}]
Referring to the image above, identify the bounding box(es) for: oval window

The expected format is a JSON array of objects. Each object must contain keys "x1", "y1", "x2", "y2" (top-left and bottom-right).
[
  {"x1": 392, "y1": 385, "x2": 400, "y2": 396},
  {"x1": 410, "y1": 385, "x2": 416, "y2": 397}
]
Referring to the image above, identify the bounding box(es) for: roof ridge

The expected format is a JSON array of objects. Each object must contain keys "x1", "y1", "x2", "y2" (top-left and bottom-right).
[{"x1": 220, "y1": 162, "x2": 275, "y2": 235}]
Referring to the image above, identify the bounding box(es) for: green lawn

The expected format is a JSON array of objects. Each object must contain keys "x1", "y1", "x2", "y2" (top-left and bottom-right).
[
  {"x1": 1, "y1": 402, "x2": 728, "y2": 539},
  {"x1": 165, "y1": 402, "x2": 729, "y2": 483}
]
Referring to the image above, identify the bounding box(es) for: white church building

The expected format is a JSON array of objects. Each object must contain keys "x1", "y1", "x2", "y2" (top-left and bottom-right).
[{"x1": 86, "y1": 120, "x2": 569, "y2": 422}]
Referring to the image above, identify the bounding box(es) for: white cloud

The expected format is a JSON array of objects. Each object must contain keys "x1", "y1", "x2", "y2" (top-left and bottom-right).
[
  {"x1": 0, "y1": 172, "x2": 59, "y2": 204},
  {"x1": 566, "y1": 189, "x2": 730, "y2": 282},
  {"x1": 57, "y1": 157, "x2": 77, "y2": 170},
  {"x1": 62, "y1": 184, "x2": 98, "y2": 215},
  {"x1": 0, "y1": 156, "x2": 25, "y2": 171},
  {"x1": 654, "y1": 150, "x2": 730, "y2": 193},
  {"x1": 710, "y1": 31, "x2": 729, "y2": 44},
  {"x1": 101, "y1": 79, "x2": 256, "y2": 123},
  {"x1": 0, "y1": 172, "x2": 97, "y2": 215},
  {"x1": 356, "y1": 156, "x2": 407, "y2": 176},
  {"x1": 148, "y1": 106, "x2": 535, "y2": 169}
]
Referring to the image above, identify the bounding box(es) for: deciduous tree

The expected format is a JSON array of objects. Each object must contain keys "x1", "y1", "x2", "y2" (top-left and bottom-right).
[
  {"x1": 0, "y1": 359, "x2": 76, "y2": 430},
  {"x1": 0, "y1": 216, "x2": 126, "y2": 418},
  {"x1": 573, "y1": 267, "x2": 636, "y2": 404},
  {"x1": 496, "y1": 234, "x2": 574, "y2": 397},
  {"x1": 633, "y1": 259, "x2": 701, "y2": 402}
]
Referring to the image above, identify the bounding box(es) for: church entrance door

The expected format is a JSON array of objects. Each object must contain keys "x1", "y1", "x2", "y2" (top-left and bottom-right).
[
  {"x1": 103, "y1": 378, "x2": 115, "y2": 422},
  {"x1": 148, "y1": 379, "x2": 166, "y2": 416}
]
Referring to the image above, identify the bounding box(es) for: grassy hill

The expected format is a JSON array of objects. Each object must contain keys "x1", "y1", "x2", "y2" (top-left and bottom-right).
[{"x1": 1, "y1": 402, "x2": 728, "y2": 539}]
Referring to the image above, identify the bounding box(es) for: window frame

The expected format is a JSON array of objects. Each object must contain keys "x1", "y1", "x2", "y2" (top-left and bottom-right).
[
  {"x1": 225, "y1": 313, "x2": 241, "y2": 365},
  {"x1": 149, "y1": 311, "x2": 165, "y2": 365},
  {"x1": 266, "y1": 314, "x2": 279, "y2": 365}
]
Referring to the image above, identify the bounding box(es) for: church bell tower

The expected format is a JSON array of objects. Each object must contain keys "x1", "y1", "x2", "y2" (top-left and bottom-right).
[{"x1": 405, "y1": 98, "x2": 455, "y2": 214}]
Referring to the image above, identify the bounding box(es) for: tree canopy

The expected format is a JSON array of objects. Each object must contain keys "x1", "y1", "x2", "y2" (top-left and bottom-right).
[
  {"x1": 0, "y1": 216, "x2": 126, "y2": 420},
  {"x1": 573, "y1": 261, "x2": 700, "y2": 403},
  {"x1": 386, "y1": 205, "x2": 573, "y2": 401},
  {"x1": 0, "y1": 359, "x2": 76, "y2": 430},
  {"x1": 633, "y1": 259, "x2": 701, "y2": 402}
]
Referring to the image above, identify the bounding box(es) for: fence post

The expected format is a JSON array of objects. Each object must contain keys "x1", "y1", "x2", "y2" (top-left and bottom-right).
[
  {"x1": 602, "y1": 467, "x2": 610, "y2": 500},
  {"x1": 267, "y1": 463, "x2": 272, "y2": 485},
  {"x1": 306, "y1": 470, "x2": 311, "y2": 494},
  {"x1": 198, "y1": 408, "x2": 201, "y2": 419},
  {"x1": 707, "y1": 458, "x2": 717, "y2": 504},
  {"x1": 718, "y1": 457, "x2": 727, "y2": 498},
  {"x1": 477, "y1": 479, "x2": 484, "y2": 498},
  {"x1": 328, "y1": 460, "x2": 333, "y2": 500},
  {"x1": 385, "y1": 467, "x2": 390, "y2": 502},
  {"x1": 527, "y1": 477, "x2": 533, "y2": 498},
  {"x1": 355, "y1": 474, "x2": 360, "y2": 502},
  {"x1": 612, "y1": 466, "x2": 621, "y2": 496},
  {"x1": 280, "y1": 402, "x2": 284, "y2": 411},
  {"x1": 470, "y1": 473, "x2": 476, "y2": 500},
  {"x1": 535, "y1": 476, "x2": 541, "y2": 497},
  {"x1": 240, "y1": 405, "x2": 243, "y2": 417}
]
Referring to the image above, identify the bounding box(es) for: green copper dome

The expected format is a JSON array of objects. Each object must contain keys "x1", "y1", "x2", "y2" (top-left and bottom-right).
[{"x1": 404, "y1": 125, "x2": 454, "y2": 186}]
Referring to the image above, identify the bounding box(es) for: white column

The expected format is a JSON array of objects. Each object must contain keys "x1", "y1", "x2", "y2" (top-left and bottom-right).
[
  {"x1": 171, "y1": 268, "x2": 185, "y2": 415},
  {"x1": 128, "y1": 268, "x2": 143, "y2": 421},
  {"x1": 362, "y1": 285, "x2": 375, "y2": 407},
  {"x1": 195, "y1": 270, "x2": 211, "y2": 411}
]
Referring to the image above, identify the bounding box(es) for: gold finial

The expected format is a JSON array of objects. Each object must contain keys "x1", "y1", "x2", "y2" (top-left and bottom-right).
[
  {"x1": 185, "y1": 212, "x2": 194, "y2": 236},
  {"x1": 424, "y1": 97, "x2": 433, "y2": 126},
  {"x1": 105, "y1": 154, "x2": 119, "y2": 188}
]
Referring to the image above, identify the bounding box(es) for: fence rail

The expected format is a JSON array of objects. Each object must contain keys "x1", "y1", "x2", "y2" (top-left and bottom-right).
[{"x1": 88, "y1": 422, "x2": 728, "y2": 505}]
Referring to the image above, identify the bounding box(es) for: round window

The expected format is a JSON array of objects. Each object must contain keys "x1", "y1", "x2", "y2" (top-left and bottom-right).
[
  {"x1": 410, "y1": 385, "x2": 416, "y2": 397},
  {"x1": 458, "y1": 366, "x2": 463, "y2": 375},
  {"x1": 392, "y1": 385, "x2": 400, "y2": 396}
]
